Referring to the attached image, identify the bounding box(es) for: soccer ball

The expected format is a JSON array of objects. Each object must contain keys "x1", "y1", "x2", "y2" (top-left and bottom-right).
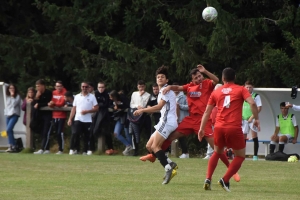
[
  {"x1": 288, "y1": 156, "x2": 298, "y2": 162},
  {"x1": 202, "y1": 7, "x2": 218, "y2": 22}
]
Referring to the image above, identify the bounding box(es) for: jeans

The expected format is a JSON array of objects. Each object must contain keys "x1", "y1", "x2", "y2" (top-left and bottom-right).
[
  {"x1": 6, "y1": 115, "x2": 19, "y2": 146},
  {"x1": 114, "y1": 119, "x2": 132, "y2": 146}
]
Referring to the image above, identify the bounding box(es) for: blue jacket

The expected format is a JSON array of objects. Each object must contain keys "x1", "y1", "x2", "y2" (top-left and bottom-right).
[{"x1": 176, "y1": 92, "x2": 189, "y2": 123}]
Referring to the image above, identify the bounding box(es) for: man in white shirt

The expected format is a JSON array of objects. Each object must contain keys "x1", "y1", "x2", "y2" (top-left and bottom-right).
[
  {"x1": 130, "y1": 80, "x2": 151, "y2": 156},
  {"x1": 242, "y1": 81, "x2": 262, "y2": 161},
  {"x1": 67, "y1": 82, "x2": 98, "y2": 155}
]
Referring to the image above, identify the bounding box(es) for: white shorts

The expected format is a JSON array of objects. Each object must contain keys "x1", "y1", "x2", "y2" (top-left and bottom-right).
[
  {"x1": 242, "y1": 119, "x2": 259, "y2": 134},
  {"x1": 278, "y1": 134, "x2": 294, "y2": 143},
  {"x1": 154, "y1": 121, "x2": 178, "y2": 139}
]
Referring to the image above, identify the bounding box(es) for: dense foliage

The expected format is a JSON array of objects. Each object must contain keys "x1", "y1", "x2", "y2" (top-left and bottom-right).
[{"x1": 1, "y1": 0, "x2": 300, "y2": 94}]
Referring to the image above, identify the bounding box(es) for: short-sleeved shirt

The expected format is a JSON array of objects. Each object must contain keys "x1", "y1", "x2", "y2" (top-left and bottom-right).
[
  {"x1": 73, "y1": 93, "x2": 98, "y2": 122},
  {"x1": 208, "y1": 83, "x2": 251, "y2": 128},
  {"x1": 253, "y1": 93, "x2": 262, "y2": 107},
  {"x1": 182, "y1": 79, "x2": 214, "y2": 116},
  {"x1": 275, "y1": 114, "x2": 297, "y2": 133},
  {"x1": 157, "y1": 84, "x2": 177, "y2": 126}
]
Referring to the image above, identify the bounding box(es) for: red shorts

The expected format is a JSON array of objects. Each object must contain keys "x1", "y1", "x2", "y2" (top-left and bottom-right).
[
  {"x1": 213, "y1": 127, "x2": 245, "y2": 150},
  {"x1": 176, "y1": 115, "x2": 213, "y2": 137}
]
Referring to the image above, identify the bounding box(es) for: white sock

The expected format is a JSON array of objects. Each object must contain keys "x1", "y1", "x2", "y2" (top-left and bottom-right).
[{"x1": 167, "y1": 157, "x2": 172, "y2": 164}]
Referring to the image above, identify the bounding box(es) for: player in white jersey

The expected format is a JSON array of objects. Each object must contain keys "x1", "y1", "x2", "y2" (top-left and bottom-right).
[{"x1": 134, "y1": 65, "x2": 178, "y2": 185}]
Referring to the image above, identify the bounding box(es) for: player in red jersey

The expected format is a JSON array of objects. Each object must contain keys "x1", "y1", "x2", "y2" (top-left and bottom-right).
[
  {"x1": 140, "y1": 65, "x2": 234, "y2": 173},
  {"x1": 199, "y1": 68, "x2": 260, "y2": 192}
]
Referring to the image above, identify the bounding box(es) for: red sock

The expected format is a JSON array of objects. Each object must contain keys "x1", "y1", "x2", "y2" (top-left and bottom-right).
[
  {"x1": 219, "y1": 152, "x2": 230, "y2": 167},
  {"x1": 223, "y1": 156, "x2": 245, "y2": 183},
  {"x1": 206, "y1": 152, "x2": 220, "y2": 180},
  {"x1": 161, "y1": 139, "x2": 172, "y2": 151}
]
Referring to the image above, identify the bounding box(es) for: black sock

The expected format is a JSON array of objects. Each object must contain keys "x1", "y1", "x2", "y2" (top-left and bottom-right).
[
  {"x1": 155, "y1": 150, "x2": 168, "y2": 167},
  {"x1": 253, "y1": 137, "x2": 259, "y2": 156},
  {"x1": 269, "y1": 144, "x2": 276, "y2": 154},
  {"x1": 279, "y1": 144, "x2": 285, "y2": 152}
]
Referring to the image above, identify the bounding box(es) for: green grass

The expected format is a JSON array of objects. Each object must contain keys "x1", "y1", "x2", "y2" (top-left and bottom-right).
[{"x1": 0, "y1": 153, "x2": 299, "y2": 200}]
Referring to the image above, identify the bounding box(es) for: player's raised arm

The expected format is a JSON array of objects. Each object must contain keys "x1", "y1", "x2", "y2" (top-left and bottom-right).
[
  {"x1": 162, "y1": 85, "x2": 184, "y2": 95},
  {"x1": 197, "y1": 64, "x2": 219, "y2": 85}
]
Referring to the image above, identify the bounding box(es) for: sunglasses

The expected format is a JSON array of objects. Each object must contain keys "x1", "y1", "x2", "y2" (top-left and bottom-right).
[{"x1": 81, "y1": 86, "x2": 89, "y2": 88}]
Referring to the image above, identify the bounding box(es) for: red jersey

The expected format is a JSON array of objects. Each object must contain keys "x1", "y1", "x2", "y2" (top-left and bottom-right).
[
  {"x1": 208, "y1": 83, "x2": 251, "y2": 128},
  {"x1": 183, "y1": 79, "x2": 214, "y2": 116},
  {"x1": 210, "y1": 106, "x2": 217, "y2": 126},
  {"x1": 52, "y1": 88, "x2": 67, "y2": 118}
]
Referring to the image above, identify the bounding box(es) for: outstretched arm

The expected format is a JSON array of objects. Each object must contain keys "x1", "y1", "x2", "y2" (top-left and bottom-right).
[{"x1": 197, "y1": 64, "x2": 219, "y2": 85}]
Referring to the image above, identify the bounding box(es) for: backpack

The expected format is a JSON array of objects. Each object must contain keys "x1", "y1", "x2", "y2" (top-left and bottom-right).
[{"x1": 265, "y1": 151, "x2": 300, "y2": 161}]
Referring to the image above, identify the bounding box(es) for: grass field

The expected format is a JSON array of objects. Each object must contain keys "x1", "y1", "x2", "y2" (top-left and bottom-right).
[{"x1": 1, "y1": 153, "x2": 300, "y2": 200}]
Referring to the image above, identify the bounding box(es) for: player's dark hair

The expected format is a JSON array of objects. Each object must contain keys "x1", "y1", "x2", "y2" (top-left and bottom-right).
[
  {"x1": 152, "y1": 83, "x2": 158, "y2": 87},
  {"x1": 109, "y1": 90, "x2": 120, "y2": 101},
  {"x1": 222, "y1": 68, "x2": 236, "y2": 82},
  {"x1": 64, "y1": 91, "x2": 74, "y2": 99},
  {"x1": 280, "y1": 102, "x2": 286, "y2": 107},
  {"x1": 189, "y1": 68, "x2": 200, "y2": 77},
  {"x1": 137, "y1": 80, "x2": 145, "y2": 85},
  {"x1": 245, "y1": 80, "x2": 254, "y2": 86},
  {"x1": 156, "y1": 65, "x2": 168, "y2": 78},
  {"x1": 36, "y1": 79, "x2": 46, "y2": 85}
]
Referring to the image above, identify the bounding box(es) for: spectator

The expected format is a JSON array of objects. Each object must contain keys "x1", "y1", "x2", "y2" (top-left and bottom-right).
[
  {"x1": 109, "y1": 90, "x2": 132, "y2": 156},
  {"x1": 4, "y1": 84, "x2": 22, "y2": 153},
  {"x1": 130, "y1": 80, "x2": 151, "y2": 156},
  {"x1": 173, "y1": 82, "x2": 189, "y2": 159},
  {"x1": 87, "y1": 82, "x2": 96, "y2": 152},
  {"x1": 48, "y1": 81, "x2": 67, "y2": 155},
  {"x1": 146, "y1": 83, "x2": 161, "y2": 137},
  {"x1": 33, "y1": 79, "x2": 53, "y2": 154},
  {"x1": 93, "y1": 81, "x2": 117, "y2": 155},
  {"x1": 21, "y1": 87, "x2": 35, "y2": 125},
  {"x1": 87, "y1": 82, "x2": 95, "y2": 95},
  {"x1": 269, "y1": 102, "x2": 298, "y2": 153},
  {"x1": 64, "y1": 91, "x2": 80, "y2": 154},
  {"x1": 242, "y1": 80, "x2": 262, "y2": 161},
  {"x1": 67, "y1": 82, "x2": 99, "y2": 155}
]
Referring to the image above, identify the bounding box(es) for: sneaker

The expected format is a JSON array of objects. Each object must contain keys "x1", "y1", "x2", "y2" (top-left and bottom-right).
[
  {"x1": 203, "y1": 155, "x2": 211, "y2": 159},
  {"x1": 122, "y1": 145, "x2": 133, "y2": 156},
  {"x1": 139, "y1": 154, "x2": 156, "y2": 163},
  {"x1": 87, "y1": 150, "x2": 92, "y2": 155},
  {"x1": 5, "y1": 147, "x2": 12, "y2": 152},
  {"x1": 34, "y1": 149, "x2": 44, "y2": 154},
  {"x1": 203, "y1": 179, "x2": 211, "y2": 190},
  {"x1": 233, "y1": 173, "x2": 240, "y2": 182},
  {"x1": 218, "y1": 178, "x2": 231, "y2": 192},
  {"x1": 179, "y1": 153, "x2": 189, "y2": 158},
  {"x1": 105, "y1": 149, "x2": 118, "y2": 155},
  {"x1": 82, "y1": 152, "x2": 87, "y2": 155},
  {"x1": 69, "y1": 150, "x2": 74, "y2": 155},
  {"x1": 163, "y1": 163, "x2": 179, "y2": 179},
  {"x1": 162, "y1": 162, "x2": 178, "y2": 184},
  {"x1": 56, "y1": 151, "x2": 63, "y2": 155},
  {"x1": 253, "y1": 156, "x2": 258, "y2": 161},
  {"x1": 43, "y1": 150, "x2": 50, "y2": 154}
]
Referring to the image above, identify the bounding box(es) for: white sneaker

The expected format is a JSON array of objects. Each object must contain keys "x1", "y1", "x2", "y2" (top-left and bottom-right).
[
  {"x1": 56, "y1": 151, "x2": 63, "y2": 155},
  {"x1": 87, "y1": 150, "x2": 92, "y2": 155},
  {"x1": 203, "y1": 155, "x2": 211, "y2": 159},
  {"x1": 34, "y1": 149, "x2": 44, "y2": 154},
  {"x1": 179, "y1": 153, "x2": 189, "y2": 158},
  {"x1": 5, "y1": 147, "x2": 12, "y2": 152},
  {"x1": 43, "y1": 150, "x2": 50, "y2": 154},
  {"x1": 122, "y1": 145, "x2": 133, "y2": 155},
  {"x1": 69, "y1": 150, "x2": 74, "y2": 155}
]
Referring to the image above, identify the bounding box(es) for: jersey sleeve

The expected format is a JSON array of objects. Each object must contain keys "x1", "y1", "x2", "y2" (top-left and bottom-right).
[
  {"x1": 255, "y1": 95, "x2": 262, "y2": 107},
  {"x1": 275, "y1": 116, "x2": 279, "y2": 127},
  {"x1": 292, "y1": 115, "x2": 298, "y2": 126},
  {"x1": 182, "y1": 83, "x2": 190, "y2": 92}
]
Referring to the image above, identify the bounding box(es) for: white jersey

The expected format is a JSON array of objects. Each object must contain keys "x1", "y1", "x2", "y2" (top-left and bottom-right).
[
  {"x1": 252, "y1": 92, "x2": 262, "y2": 107},
  {"x1": 154, "y1": 84, "x2": 178, "y2": 139}
]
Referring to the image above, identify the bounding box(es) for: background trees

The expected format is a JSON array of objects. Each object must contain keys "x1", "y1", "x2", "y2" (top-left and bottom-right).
[{"x1": 1, "y1": 0, "x2": 299, "y2": 94}]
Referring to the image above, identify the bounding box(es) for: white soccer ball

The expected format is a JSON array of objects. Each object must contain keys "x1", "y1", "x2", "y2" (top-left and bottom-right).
[
  {"x1": 202, "y1": 7, "x2": 218, "y2": 22},
  {"x1": 288, "y1": 156, "x2": 298, "y2": 162}
]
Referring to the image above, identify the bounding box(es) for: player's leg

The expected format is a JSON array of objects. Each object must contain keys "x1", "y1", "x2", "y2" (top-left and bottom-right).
[
  {"x1": 242, "y1": 120, "x2": 250, "y2": 143},
  {"x1": 278, "y1": 135, "x2": 288, "y2": 152},
  {"x1": 249, "y1": 121, "x2": 259, "y2": 160},
  {"x1": 270, "y1": 135, "x2": 279, "y2": 153},
  {"x1": 140, "y1": 135, "x2": 156, "y2": 162},
  {"x1": 219, "y1": 128, "x2": 245, "y2": 192},
  {"x1": 151, "y1": 130, "x2": 177, "y2": 184}
]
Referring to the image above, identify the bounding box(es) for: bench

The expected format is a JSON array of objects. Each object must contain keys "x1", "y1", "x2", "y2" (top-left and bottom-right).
[{"x1": 246, "y1": 139, "x2": 300, "y2": 156}]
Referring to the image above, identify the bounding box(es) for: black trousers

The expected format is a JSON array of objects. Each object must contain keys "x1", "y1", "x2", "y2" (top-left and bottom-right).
[
  {"x1": 53, "y1": 118, "x2": 66, "y2": 151},
  {"x1": 71, "y1": 121, "x2": 91, "y2": 153},
  {"x1": 41, "y1": 114, "x2": 53, "y2": 151}
]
